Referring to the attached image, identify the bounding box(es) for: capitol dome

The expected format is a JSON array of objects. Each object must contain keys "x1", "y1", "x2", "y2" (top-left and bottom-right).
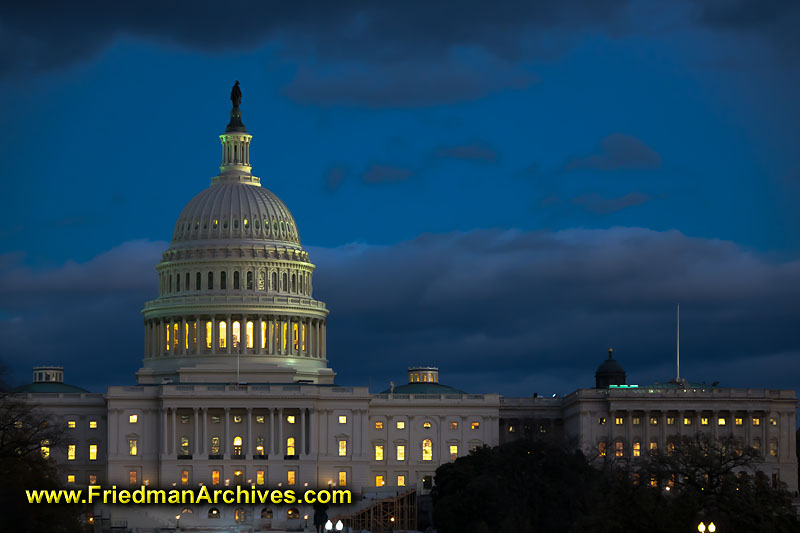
[
  {"x1": 171, "y1": 182, "x2": 301, "y2": 247},
  {"x1": 138, "y1": 85, "x2": 332, "y2": 385}
]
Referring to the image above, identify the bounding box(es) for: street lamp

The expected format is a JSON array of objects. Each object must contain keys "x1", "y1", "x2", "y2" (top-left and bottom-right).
[
  {"x1": 175, "y1": 514, "x2": 181, "y2": 531},
  {"x1": 698, "y1": 522, "x2": 716, "y2": 533},
  {"x1": 335, "y1": 520, "x2": 344, "y2": 531},
  {"x1": 325, "y1": 519, "x2": 333, "y2": 531}
]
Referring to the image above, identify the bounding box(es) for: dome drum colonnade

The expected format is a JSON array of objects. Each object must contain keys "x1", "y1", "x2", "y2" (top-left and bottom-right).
[{"x1": 140, "y1": 89, "x2": 329, "y2": 382}]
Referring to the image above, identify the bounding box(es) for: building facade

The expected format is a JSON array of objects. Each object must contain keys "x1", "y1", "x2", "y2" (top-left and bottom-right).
[{"x1": 14, "y1": 89, "x2": 797, "y2": 531}]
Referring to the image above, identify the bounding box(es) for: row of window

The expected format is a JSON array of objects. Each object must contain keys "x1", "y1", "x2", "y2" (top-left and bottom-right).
[
  {"x1": 598, "y1": 415, "x2": 777, "y2": 426},
  {"x1": 175, "y1": 215, "x2": 299, "y2": 242},
  {"x1": 597, "y1": 438, "x2": 779, "y2": 458},
  {"x1": 161, "y1": 268, "x2": 310, "y2": 296},
  {"x1": 375, "y1": 420, "x2": 480, "y2": 430},
  {"x1": 156, "y1": 319, "x2": 315, "y2": 353},
  {"x1": 44, "y1": 442, "x2": 99, "y2": 461},
  {"x1": 369, "y1": 441, "x2": 463, "y2": 462},
  {"x1": 66, "y1": 419, "x2": 100, "y2": 429}
]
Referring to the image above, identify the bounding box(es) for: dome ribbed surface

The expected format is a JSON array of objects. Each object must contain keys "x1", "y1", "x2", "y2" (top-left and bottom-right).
[
  {"x1": 171, "y1": 182, "x2": 301, "y2": 246},
  {"x1": 596, "y1": 359, "x2": 625, "y2": 374}
]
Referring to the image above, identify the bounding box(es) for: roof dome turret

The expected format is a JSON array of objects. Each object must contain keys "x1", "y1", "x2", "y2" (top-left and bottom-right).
[{"x1": 595, "y1": 348, "x2": 626, "y2": 388}]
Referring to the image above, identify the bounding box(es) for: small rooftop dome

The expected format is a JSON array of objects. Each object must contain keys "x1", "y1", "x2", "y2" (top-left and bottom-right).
[{"x1": 595, "y1": 348, "x2": 626, "y2": 388}]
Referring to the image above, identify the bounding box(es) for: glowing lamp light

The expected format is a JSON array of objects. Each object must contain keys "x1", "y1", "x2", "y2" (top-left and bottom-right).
[
  {"x1": 698, "y1": 523, "x2": 715, "y2": 533},
  {"x1": 336, "y1": 520, "x2": 344, "y2": 531},
  {"x1": 698, "y1": 523, "x2": 705, "y2": 533},
  {"x1": 304, "y1": 514, "x2": 309, "y2": 520},
  {"x1": 325, "y1": 519, "x2": 333, "y2": 531}
]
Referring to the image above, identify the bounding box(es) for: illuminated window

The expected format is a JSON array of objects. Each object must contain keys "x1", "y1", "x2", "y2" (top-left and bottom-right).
[
  {"x1": 450, "y1": 421, "x2": 458, "y2": 430},
  {"x1": 770, "y1": 417, "x2": 778, "y2": 426},
  {"x1": 233, "y1": 416, "x2": 242, "y2": 423},
  {"x1": 233, "y1": 436, "x2": 243, "y2": 455},
  {"x1": 667, "y1": 417, "x2": 675, "y2": 425},
  {"x1": 683, "y1": 417, "x2": 692, "y2": 425},
  {"x1": 67, "y1": 474, "x2": 75, "y2": 483},
  {"x1": 449, "y1": 445, "x2": 458, "y2": 461},
  {"x1": 234, "y1": 470, "x2": 244, "y2": 485},
  {"x1": 649, "y1": 475, "x2": 658, "y2": 488},
  {"x1": 129, "y1": 438, "x2": 138, "y2": 456},
  {"x1": 632, "y1": 416, "x2": 640, "y2": 425},
  {"x1": 424, "y1": 421, "x2": 432, "y2": 428},
  {"x1": 89, "y1": 475, "x2": 97, "y2": 485},
  {"x1": 256, "y1": 415, "x2": 265, "y2": 424},
  {"x1": 261, "y1": 321, "x2": 266, "y2": 349},
  {"x1": 667, "y1": 441, "x2": 675, "y2": 455},
  {"x1": 396, "y1": 421, "x2": 405, "y2": 430},
  {"x1": 219, "y1": 321, "x2": 227, "y2": 348},
  {"x1": 649, "y1": 441, "x2": 658, "y2": 455},
  {"x1": 718, "y1": 417, "x2": 726, "y2": 426},
  {"x1": 256, "y1": 436, "x2": 265, "y2": 455},
  {"x1": 205, "y1": 321, "x2": 212, "y2": 348},
  {"x1": 735, "y1": 417, "x2": 743, "y2": 426},
  {"x1": 375, "y1": 444, "x2": 384, "y2": 461},
  {"x1": 598, "y1": 441, "x2": 606, "y2": 457},
  {"x1": 286, "y1": 437, "x2": 295, "y2": 456},
  {"x1": 68, "y1": 444, "x2": 76, "y2": 460},
  {"x1": 287, "y1": 415, "x2": 296, "y2": 424},
  {"x1": 701, "y1": 417, "x2": 709, "y2": 425},
  {"x1": 338, "y1": 471, "x2": 347, "y2": 486},
  {"x1": 471, "y1": 422, "x2": 479, "y2": 430},
  {"x1": 397, "y1": 475, "x2": 405, "y2": 487},
  {"x1": 129, "y1": 414, "x2": 138, "y2": 424},
  {"x1": 422, "y1": 439, "x2": 433, "y2": 461},
  {"x1": 598, "y1": 417, "x2": 606, "y2": 425},
  {"x1": 256, "y1": 470, "x2": 265, "y2": 485},
  {"x1": 615, "y1": 441, "x2": 624, "y2": 457},
  {"x1": 375, "y1": 421, "x2": 384, "y2": 429},
  {"x1": 181, "y1": 415, "x2": 190, "y2": 424},
  {"x1": 174, "y1": 323, "x2": 179, "y2": 348},
  {"x1": 181, "y1": 470, "x2": 189, "y2": 486},
  {"x1": 165, "y1": 323, "x2": 170, "y2": 351},
  {"x1": 67, "y1": 420, "x2": 76, "y2": 428},
  {"x1": 210, "y1": 436, "x2": 220, "y2": 455},
  {"x1": 396, "y1": 445, "x2": 405, "y2": 461},
  {"x1": 232, "y1": 321, "x2": 241, "y2": 347},
  {"x1": 211, "y1": 415, "x2": 221, "y2": 424},
  {"x1": 89, "y1": 444, "x2": 98, "y2": 461},
  {"x1": 375, "y1": 475, "x2": 385, "y2": 487},
  {"x1": 212, "y1": 470, "x2": 220, "y2": 485},
  {"x1": 633, "y1": 441, "x2": 641, "y2": 457},
  {"x1": 338, "y1": 439, "x2": 347, "y2": 456},
  {"x1": 261, "y1": 507, "x2": 273, "y2": 519},
  {"x1": 649, "y1": 417, "x2": 658, "y2": 425},
  {"x1": 243, "y1": 320, "x2": 253, "y2": 348},
  {"x1": 209, "y1": 508, "x2": 220, "y2": 519},
  {"x1": 753, "y1": 417, "x2": 761, "y2": 426},
  {"x1": 181, "y1": 436, "x2": 190, "y2": 455},
  {"x1": 129, "y1": 471, "x2": 137, "y2": 485},
  {"x1": 615, "y1": 417, "x2": 623, "y2": 425},
  {"x1": 40, "y1": 440, "x2": 50, "y2": 459},
  {"x1": 769, "y1": 439, "x2": 778, "y2": 457},
  {"x1": 287, "y1": 470, "x2": 296, "y2": 486},
  {"x1": 89, "y1": 420, "x2": 98, "y2": 429},
  {"x1": 184, "y1": 322, "x2": 189, "y2": 349},
  {"x1": 339, "y1": 415, "x2": 347, "y2": 424}
]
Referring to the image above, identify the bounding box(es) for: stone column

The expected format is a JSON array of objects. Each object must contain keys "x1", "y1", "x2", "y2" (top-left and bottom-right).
[
  {"x1": 353, "y1": 409, "x2": 361, "y2": 457},
  {"x1": 193, "y1": 408, "x2": 199, "y2": 455},
  {"x1": 322, "y1": 321, "x2": 327, "y2": 358},
  {"x1": 278, "y1": 408, "x2": 284, "y2": 456},
  {"x1": 212, "y1": 317, "x2": 218, "y2": 353},
  {"x1": 255, "y1": 318, "x2": 262, "y2": 355},
  {"x1": 181, "y1": 317, "x2": 187, "y2": 354},
  {"x1": 309, "y1": 408, "x2": 317, "y2": 457},
  {"x1": 277, "y1": 318, "x2": 283, "y2": 355},
  {"x1": 171, "y1": 408, "x2": 177, "y2": 457},
  {"x1": 247, "y1": 408, "x2": 253, "y2": 457},
  {"x1": 269, "y1": 408, "x2": 275, "y2": 456},
  {"x1": 301, "y1": 408, "x2": 307, "y2": 457},
  {"x1": 226, "y1": 315, "x2": 232, "y2": 354},
  {"x1": 201, "y1": 408, "x2": 207, "y2": 455},
  {"x1": 224, "y1": 407, "x2": 230, "y2": 456}
]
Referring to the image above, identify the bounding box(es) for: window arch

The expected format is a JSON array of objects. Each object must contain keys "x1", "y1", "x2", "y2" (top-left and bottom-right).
[
  {"x1": 247, "y1": 271, "x2": 253, "y2": 290},
  {"x1": 176, "y1": 273, "x2": 181, "y2": 292},
  {"x1": 281, "y1": 272, "x2": 288, "y2": 292},
  {"x1": 219, "y1": 322, "x2": 227, "y2": 349},
  {"x1": 234, "y1": 271, "x2": 240, "y2": 290},
  {"x1": 208, "y1": 508, "x2": 220, "y2": 519},
  {"x1": 233, "y1": 436, "x2": 243, "y2": 455},
  {"x1": 286, "y1": 437, "x2": 296, "y2": 456},
  {"x1": 271, "y1": 272, "x2": 277, "y2": 291},
  {"x1": 232, "y1": 321, "x2": 241, "y2": 348},
  {"x1": 185, "y1": 273, "x2": 190, "y2": 291},
  {"x1": 210, "y1": 436, "x2": 220, "y2": 455},
  {"x1": 221, "y1": 271, "x2": 227, "y2": 290},
  {"x1": 208, "y1": 271, "x2": 214, "y2": 290},
  {"x1": 196, "y1": 272, "x2": 201, "y2": 290},
  {"x1": 169, "y1": 274, "x2": 172, "y2": 292},
  {"x1": 287, "y1": 508, "x2": 300, "y2": 519},
  {"x1": 261, "y1": 507, "x2": 273, "y2": 519},
  {"x1": 181, "y1": 507, "x2": 193, "y2": 514},
  {"x1": 422, "y1": 438, "x2": 433, "y2": 461},
  {"x1": 291, "y1": 273, "x2": 296, "y2": 292},
  {"x1": 234, "y1": 507, "x2": 246, "y2": 522}
]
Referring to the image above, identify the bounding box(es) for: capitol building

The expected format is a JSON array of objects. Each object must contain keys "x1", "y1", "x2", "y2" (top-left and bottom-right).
[{"x1": 17, "y1": 87, "x2": 798, "y2": 531}]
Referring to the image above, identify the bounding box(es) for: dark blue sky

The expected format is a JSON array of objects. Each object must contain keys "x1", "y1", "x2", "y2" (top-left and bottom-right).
[{"x1": 1, "y1": 1, "x2": 799, "y2": 395}]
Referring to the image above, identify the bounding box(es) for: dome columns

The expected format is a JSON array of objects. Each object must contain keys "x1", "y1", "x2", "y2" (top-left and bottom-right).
[{"x1": 143, "y1": 314, "x2": 327, "y2": 360}]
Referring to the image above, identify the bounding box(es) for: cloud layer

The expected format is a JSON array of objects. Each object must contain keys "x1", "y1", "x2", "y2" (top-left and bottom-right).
[{"x1": 2, "y1": 229, "x2": 799, "y2": 395}]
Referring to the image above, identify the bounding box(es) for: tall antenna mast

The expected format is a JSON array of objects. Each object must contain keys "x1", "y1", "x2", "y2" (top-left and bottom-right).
[{"x1": 676, "y1": 303, "x2": 680, "y2": 382}]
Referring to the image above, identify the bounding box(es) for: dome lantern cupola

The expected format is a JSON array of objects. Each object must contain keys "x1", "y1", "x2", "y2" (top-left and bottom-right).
[{"x1": 215, "y1": 80, "x2": 257, "y2": 184}]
